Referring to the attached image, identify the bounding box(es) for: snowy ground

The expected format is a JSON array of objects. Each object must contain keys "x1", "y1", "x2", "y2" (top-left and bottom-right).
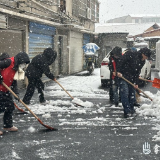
[
  {"x1": 20, "y1": 68, "x2": 160, "y2": 142},
  {"x1": 2, "y1": 68, "x2": 160, "y2": 159}
]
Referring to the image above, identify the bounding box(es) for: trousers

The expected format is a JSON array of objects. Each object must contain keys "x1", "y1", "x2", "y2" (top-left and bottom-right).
[
  {"x1": 0, "y1": 91, "x2": 14, "y2": 128},
  {"x1": 23, "y1": 78, "x2": 45, "y2": 104},
  {"x1": 119, "y1": 79, "x2": 135, "y2": 115}
]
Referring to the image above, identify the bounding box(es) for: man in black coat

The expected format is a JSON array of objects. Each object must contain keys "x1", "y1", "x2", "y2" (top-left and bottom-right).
[
  {"x1": 23, "y1": 48, "x2": 57, "y2": 105},
  {"x1": 116, "y1": 47, "x2": 152, "y2": 118},
  {"x1": 0, "y1": 52, "x2": 30, "y2": 134}
]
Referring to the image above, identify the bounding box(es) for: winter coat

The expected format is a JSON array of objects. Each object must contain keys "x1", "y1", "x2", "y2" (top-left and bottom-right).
[
  {"x1": 25, "y1": 48, "x2": 57, "y2": 79},
  {"x1": 0, "y1": 52, "x2": 30, "y2": 92},
  {"x1": 116, "y1": 50, "x2": 145, "y2": 85}
]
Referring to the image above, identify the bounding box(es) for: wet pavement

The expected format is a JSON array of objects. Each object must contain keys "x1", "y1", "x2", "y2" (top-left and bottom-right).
[{"x1": 0, "y1": 69, "x2": 160, "y2": 160}]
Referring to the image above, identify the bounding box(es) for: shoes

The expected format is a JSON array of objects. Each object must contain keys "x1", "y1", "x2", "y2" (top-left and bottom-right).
[
  {"x1": 131, "y1": 112, "x2": 137, "y2": 117},
  {"x1": 115, "y1": 102, "x2": 119, "y2": 107},
  {"x1": 40, "y1": 100, "x2": 49, "y2": 105},
  {"x1": 0, "y1": 131, "x2": 3, "y2": 135},
  {"x1": 124, "y1": 113, "x2": 131, "y2": 118},
  {"x1": 131, "y1": 109, "x2": 136, "y2": 114},
  {"x1": 134, "y1": 102, "x2": 140, "y2": 107},
  {"x1": 4, "y1": 126, "x2": 18, "y2": 132}
]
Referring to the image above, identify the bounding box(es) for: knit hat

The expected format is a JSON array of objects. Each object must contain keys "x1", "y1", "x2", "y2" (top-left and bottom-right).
[
  {"x1": 139, "y1": 47, "x2": 152, "y2": 58},
  {"x1": 111, "y1": 46, "x2": 122, "y2": 58}
]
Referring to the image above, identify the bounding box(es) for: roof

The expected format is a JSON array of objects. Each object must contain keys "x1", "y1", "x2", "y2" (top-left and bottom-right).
[
  {"x1": 129, "y1": 14, "x2": 160, "y2": 18},
  {"x1": 95, "y1": 23, "x2": 160, "y2": 37}
]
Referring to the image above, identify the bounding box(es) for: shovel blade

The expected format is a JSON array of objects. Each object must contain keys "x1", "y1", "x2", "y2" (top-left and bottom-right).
[{"x1": 152, "y1": 78, "x2": 160, "y2": 88}]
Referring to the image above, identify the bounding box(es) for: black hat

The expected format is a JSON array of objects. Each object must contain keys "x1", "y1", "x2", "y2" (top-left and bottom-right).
[
  {"x1": 139, "y1": 47, "x2": 152, "y2": 58},
  {"x1": 111, "y1": 46, "x2": 122, "y2": 58},
  {"x1": 0, "y1": 52, "x2": 10, "y2": 60}
]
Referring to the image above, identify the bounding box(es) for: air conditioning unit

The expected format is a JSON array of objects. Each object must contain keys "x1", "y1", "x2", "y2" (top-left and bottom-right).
[{"x1": 86, "y1": 7, "x2": 91, "y2": 19}]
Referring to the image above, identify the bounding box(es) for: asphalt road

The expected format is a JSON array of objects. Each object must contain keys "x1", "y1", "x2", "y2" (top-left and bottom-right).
[{"x1": 0, "y1": 69, "x2": 160, "y2": 160}]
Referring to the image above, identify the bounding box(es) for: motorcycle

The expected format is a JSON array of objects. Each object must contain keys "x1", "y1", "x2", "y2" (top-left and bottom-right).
[
  {"x1": 82, "y1": 43, "x2": 100, "y2": 75},
  {"x1": 85, "y1": 55, "x2": 95, "y2": 75}
]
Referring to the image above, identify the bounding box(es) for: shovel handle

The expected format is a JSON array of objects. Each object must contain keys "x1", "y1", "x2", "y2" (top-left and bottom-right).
[
  {"x1": 2, "y1": 82, "x2": 39, "y2": 119},
  {"x1": 121, "y1": 77, "x2": 153, "y2": 101},
  {"x1": 139, "y1": 77, "x2": 152, "y2": 83},
  {"x1": 2, "y1": 82, "x2": 57, "y2": 130},
  {"x1": 54, "y1": 79, "x2": 74, "y2": 99}
]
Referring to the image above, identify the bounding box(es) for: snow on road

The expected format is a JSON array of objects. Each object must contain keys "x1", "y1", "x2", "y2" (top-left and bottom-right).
[{"x1": 19, "y1": 68, "x2": 160, "y2": 141}]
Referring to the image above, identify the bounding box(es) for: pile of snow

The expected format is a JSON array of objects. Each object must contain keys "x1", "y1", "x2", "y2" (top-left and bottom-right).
[
  {"x1": 136, "y1": 91, "x2": 160, "y2": 141},
  {"x1": 72, "y1": 98, "x2": 94, "y2": 108},
  {"x1": 136, "y1": 91, "x2": 160, "y2": 118}
]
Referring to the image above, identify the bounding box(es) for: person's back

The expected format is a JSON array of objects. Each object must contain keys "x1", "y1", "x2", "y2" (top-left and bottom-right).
[
  {"x1": 117, "y1": 50, "x2": 145, "y2": 84},
  {"x1": 23, "y1": 48, "x2": 57, "y2": 105},
  {"x1": 25, "y1": 48, "x2": 57, "y2": 79}
]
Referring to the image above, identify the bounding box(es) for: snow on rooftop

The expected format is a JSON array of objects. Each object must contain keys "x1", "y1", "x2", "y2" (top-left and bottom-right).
[
  {"x1": 129, "y1": 14, "x2": 160, "y2": 18},
  {"x1": 95, "y1": 23, "x2": 160, "y2": 37}
]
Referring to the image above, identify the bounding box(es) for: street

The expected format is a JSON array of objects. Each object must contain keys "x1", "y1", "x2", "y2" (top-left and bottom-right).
[{"x1": 0, "y1": 68, "x2": 160, "y2": 160}]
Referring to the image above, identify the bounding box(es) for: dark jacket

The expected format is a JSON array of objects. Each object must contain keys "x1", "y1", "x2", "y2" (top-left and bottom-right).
[
  {"x1": 117, "y1": 50, "x2": 145, "y2": 85},
  {"x1": 25, "y1": 48, "x2": 57, "y2": 79}
]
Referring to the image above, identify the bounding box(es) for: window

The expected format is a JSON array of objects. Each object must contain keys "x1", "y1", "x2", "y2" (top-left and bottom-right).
[{"x1": 60, "y1": 0, "x2": 66, "y2": 13}]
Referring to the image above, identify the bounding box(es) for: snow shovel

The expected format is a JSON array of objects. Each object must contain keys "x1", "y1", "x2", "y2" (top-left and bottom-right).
[
  {"x1": 121, "y1": 76, "x2": 153, "y2": 101},
  {"x1": 2, "y1": 82, "x2": 57, "y2": 131},
  {"x1": 14, "y1": 102, "x2": 28, "y2": 114},
  {"x1": 54, "y1": 79, "x2": 85, "y2": 107},
  {"x1": 139, "y1": 77, "x2": 160, "y2": 89}
]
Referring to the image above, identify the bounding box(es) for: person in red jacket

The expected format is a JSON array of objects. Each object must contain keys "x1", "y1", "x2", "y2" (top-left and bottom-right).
[
  {"x1": 0, "y1": 52, "x2": 30, "y2": 135},
  {"x1": 108, "y1": 46, "x2": 122, "y2": 106}
]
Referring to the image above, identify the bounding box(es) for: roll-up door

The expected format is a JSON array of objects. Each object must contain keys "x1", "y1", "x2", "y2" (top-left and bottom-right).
[
  {"x1": 69, "y1": 31, "x2": 83, "y2": 74},
  {"x1": 29, "y1": 22, "x2": 56, "y2": 82}
]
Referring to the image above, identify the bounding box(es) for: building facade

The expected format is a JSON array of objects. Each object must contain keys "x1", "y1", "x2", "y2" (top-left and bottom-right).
[
  {"x1": 0, "y1": 0, "x2": 100, "y2": 87},
  {"x1": 107, "y1": 14, "x2": 160, "y2": 24}
]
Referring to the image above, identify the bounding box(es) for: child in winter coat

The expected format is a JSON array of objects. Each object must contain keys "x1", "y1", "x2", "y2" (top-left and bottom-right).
[
  {"x1": 0, "y1": 52, "x2": 30, "y2": 135},
  {"x1": 22, "y1": 48, "x2": 57, "y2": 105}
]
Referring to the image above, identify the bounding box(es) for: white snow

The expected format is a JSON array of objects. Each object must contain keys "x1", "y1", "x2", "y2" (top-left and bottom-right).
[
  {"x1": 28, "y1": 126, "x2": 36, "y2": 133},
  {"x1": 17, "y1": 68, "x2": 160, "y2": 141}
]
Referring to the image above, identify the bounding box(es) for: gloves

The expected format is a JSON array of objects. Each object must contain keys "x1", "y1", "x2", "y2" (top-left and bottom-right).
[{"x1": 0, "y1": 74, "x2": 3, "y2": 84}]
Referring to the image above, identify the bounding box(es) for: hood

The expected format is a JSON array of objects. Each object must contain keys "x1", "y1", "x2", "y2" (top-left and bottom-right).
[
  {"x1": 139, "y1": 47, "x2": 151, "y2": 59},
  {"x1": 14, "y1": 52, "x2": 30, "y2": 70},
  {"x1": 0, "y1": 52, "x2": 10, "y2": 60},
  {"x1": 110, "y1": 46, "x2": 122, "y2": 58},
  {"x1": 42, "y1": 48, "x2": 57, "y2": 65}
]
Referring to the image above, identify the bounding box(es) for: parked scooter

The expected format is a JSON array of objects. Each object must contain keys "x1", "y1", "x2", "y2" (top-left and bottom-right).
[
  {"x1": 82, "y1": 43, "x2": 100, "y2": 75},
  {"x1": 85, "y1": 55, "x2": 95, "y2": 75},
  {"x1": 87, "y1": 61, "x2": 94, "y2": 75}
]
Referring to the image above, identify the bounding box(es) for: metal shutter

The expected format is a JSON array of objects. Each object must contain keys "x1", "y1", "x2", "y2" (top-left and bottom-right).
[
  {"x1": 69, "y1": 31, "x2": 83, "y2": 74},
  {"x1": 29, "y1": 22, "x2": 56, "y2": 82}
]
